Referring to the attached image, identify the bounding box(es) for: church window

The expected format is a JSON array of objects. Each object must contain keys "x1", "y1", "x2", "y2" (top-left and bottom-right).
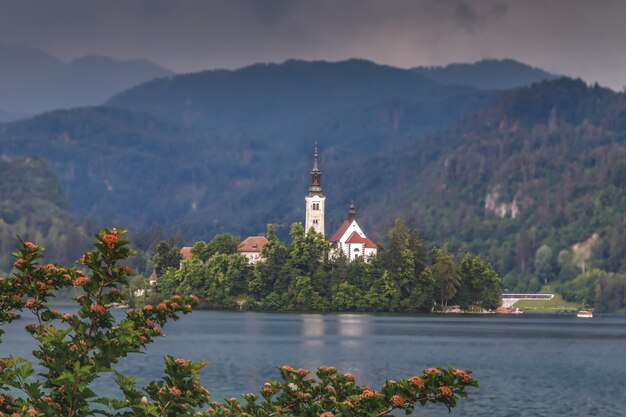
[{"x1": 313, "y1": 219, "x2": 318, "y2": 224}]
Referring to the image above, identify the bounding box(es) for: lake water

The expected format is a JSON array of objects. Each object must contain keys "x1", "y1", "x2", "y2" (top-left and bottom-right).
[{"x1": 1, "y1": 310, "x2": 626, "y2": 417}]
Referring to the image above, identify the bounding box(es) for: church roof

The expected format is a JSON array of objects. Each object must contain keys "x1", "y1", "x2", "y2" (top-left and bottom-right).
[
  {"x1": 345, "y1": 231, "x2": 367, "y2": 244},
  {"x1": 364, "y1": 237, "x2": 378, "y2": 249},
  {"x1": 180, "y1": 246, "x2": 193, "y2": 260},
  {"x1": 329, "y1": 219, "x2": 352, "y2": 242},
  {"x1": 237, "y1": 236, "x2": 268, "y2": 253}
]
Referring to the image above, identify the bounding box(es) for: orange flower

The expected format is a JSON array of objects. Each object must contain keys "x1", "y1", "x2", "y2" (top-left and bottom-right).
[
  {"x1": 319, "y1": 412, "x2": 335, "y2": 417},
  {"x1": 190, "y1": 294, "x2": 200, "y2": 304},
  {"x1": 169, "y1": 387, "x2": 182, "y2": 397},
  {"x1": 453, "y1": 369, "x2": 470, "y2": 383},
  {"x1": 439, "y1": 386, "x2": 453, "y2": 397},
  {"x1": 25, "y1": 298, "x2": 37, "y2": 308},
  {"x1": 408, "y1": 376, "x2": 425, "y2": 389},
  {"x1": 281, "y1": 365, "x2": 293, "y2": 372},
  {"x1": 158, "y1": 302, "x2": 167, "y2": 310},
  {"x1": 24, "y1": 242, "x2": 36, "y2": 250},
  {"x1": 358, "y1": 387, "x2": 378, "y2": 400},
  {"x1": 73, "y1": 276, "x2": 88, "y2": 287},
  {"x1": 90, "y1": 304, "x2": 105, "y2": 314},
  {"x1": 297, "y1": 368, "x2": 308, "y2": 377},
  {"x1": 103, "y1": 233, "x2": 119, "y2": 249},
  {"x1": 13, "y1": 259, "x2": 24, "y2": 269},
  {"x1": 390, "y1": 395, "x2": 404, "y2": 407},
  {"x1": 63, "y1": 313, "x2": 73, "y2": 320},
  {"x1": 344, "y1": 373, "x2": 356, "y2": 382},
  {"x1": 143, "y1": 304, "x2": 153, "y2": 311},
  {"x1": 425, "y1": 368, "x2": 441, "y2": 375},
  {"x1": 175, "y1": 358, "x2": 189, "y2": 366}
]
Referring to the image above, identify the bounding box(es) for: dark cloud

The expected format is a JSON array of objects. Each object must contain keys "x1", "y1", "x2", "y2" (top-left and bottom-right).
[{"x1": 0, "y1": 0, "x2": 624, "y2": 89}]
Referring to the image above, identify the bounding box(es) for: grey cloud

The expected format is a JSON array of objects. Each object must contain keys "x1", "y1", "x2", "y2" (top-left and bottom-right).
[{"x1": 0, "y1": 0, "x2": 624, "y2": 89}]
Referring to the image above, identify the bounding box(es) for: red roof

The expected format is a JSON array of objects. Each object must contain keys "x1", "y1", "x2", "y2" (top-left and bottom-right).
[
  {"x1": 237, "y1": 236, "x2": 268, "y2": 253},
  {"x1": 180, "y1": 247, "x2": 193, "y2": 260},
  {"x1": 345, "y1": 231, "x2": 367, "y2": 244},
  {"x1": 364, "y1": 237, "x2": 378, "y2": 249},
  {"x1": 329, "y1": 220, "x2": 352, "y2": 242}
]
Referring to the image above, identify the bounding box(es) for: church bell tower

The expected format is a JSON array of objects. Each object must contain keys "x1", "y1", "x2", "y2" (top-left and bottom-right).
[{"x1": 305, "y1": 143, "x2": 325, "y2": 235}]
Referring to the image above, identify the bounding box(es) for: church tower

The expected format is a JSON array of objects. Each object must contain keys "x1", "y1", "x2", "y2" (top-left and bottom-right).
[{"x1": 305, "y1": 143, "x2": 325, "y2": 235}]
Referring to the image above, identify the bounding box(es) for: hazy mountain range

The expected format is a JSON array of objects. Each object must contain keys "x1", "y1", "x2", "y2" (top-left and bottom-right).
[
  {"x1": 413, "y1": 59, "x2": 559, "y2": 90},
  {"x1": 0, "y1": 42, "x2": 172, "y2": 121}
]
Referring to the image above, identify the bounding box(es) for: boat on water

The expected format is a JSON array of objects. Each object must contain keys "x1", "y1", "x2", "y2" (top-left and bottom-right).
[{"x1": 577, "y1": 310, "x2": 593, "y2": 318}]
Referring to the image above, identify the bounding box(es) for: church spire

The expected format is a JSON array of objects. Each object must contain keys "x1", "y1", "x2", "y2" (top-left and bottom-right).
[
  {"x1": 308, "y1": 142, "x2": 323, "y2": 196},
  {"x1": 347, "y1": 201, "x2": 357, "y2": 222}
]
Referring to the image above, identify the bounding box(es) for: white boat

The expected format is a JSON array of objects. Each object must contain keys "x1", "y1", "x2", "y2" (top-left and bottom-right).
[{"x1": 577, "y1": 310, "x2": 593, "y2": 318}]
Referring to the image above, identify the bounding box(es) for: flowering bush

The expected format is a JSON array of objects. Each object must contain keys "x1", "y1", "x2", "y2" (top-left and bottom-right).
[{"x1": 0, "y1": 229, "x2": 477, "y2": 416}]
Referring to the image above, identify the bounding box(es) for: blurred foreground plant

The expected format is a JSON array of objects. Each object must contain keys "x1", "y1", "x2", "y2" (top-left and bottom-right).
[{"x1": 0, "y1": 229, "x2": 477, "y2": 416}]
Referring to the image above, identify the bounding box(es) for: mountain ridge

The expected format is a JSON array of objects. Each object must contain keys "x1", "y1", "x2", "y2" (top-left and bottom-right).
[{"x1": 0, "y1": 42, "x2": 173, "y2": 119}]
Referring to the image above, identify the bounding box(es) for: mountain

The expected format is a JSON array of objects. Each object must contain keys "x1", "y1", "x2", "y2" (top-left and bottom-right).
[
  {"x1": 339, "y1": 78, "x2": 626, "y2": 291},
  {"x1": 413, "y1": 59, "x2": 559, "y2": 90},
  {"x1": 107, "y1": 58, "x2": 483, "y2": 132},
  {"x1": 0, "y1": 43, "x2": 173, "y2": 119},
  {"x1": 0, "y1": 157, "x2": 89, "y2": 273},
  {"x1": 0, "y1": 59, "x2": 498, "y2": 239}
]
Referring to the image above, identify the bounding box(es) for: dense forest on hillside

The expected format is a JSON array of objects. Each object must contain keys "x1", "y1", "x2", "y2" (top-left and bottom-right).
[
  {"x1": 0, "y1": 157, "x2": 89, "y2": 273},
  {"x1": 0, "y1": 59, "x2": 498, "y2": 239},
  {"x1": 341, "y1": 79, "x2": 626, "y2": 301}
]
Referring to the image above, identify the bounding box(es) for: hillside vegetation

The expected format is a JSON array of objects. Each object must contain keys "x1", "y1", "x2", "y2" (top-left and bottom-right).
[
  {"x1": 0, "y1": 59, "x2": 498, "y2": 239},
  {"x1": 0, "y1": 157, "x2": 89, "y2": 273},
  {"x1": 345, "y1": 78, "x2": 626, "y2": 304}
]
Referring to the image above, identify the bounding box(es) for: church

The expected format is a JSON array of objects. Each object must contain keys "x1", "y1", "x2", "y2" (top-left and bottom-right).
[
  {"x1": 237, "y1": 144, "x2": 377, "y2": 262},
  {"x1": 304, "y1": 144, "x2": 377, "y2": 261}
]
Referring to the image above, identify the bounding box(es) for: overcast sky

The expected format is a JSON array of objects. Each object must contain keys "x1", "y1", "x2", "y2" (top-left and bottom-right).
[{"x1": 1, "y1": 0, "x2": 625, "y2": 90}]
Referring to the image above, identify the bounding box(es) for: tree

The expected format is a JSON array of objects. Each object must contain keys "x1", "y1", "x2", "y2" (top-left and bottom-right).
[
  {"x1": 255, "y1": 224, "x2": 288, "y2": 297},
  {"x1": 153, "y1": 240, "x2": 181, "y2": 276},
  {"x1": 206, "y1": 233, "x2": 240, "y2": 256},
  {"x1": 457, "y1": 254, "x2": 502, "y2": 310},
  {"x1": 431, "y1": 247, "x2": 461, "y2": 307},
  {"x1": 534, "y1": 244, "x2": 555, "y2": 284}
]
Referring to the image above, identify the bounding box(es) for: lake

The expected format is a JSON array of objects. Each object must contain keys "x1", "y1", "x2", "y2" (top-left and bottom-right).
[{"x1": 1, "y1": 310, "x2": 626, "y2": 416}]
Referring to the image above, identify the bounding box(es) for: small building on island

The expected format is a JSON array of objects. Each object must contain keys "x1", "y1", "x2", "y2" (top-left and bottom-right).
[
  {"x1": 237, "y1": 236, "x2": 268, "y2": 265},
  {"x1": 329, "y1": 202, "x2": 377, "y2": 261}
]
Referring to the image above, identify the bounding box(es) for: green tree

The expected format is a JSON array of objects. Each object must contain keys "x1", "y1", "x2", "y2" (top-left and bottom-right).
[
  {"x1": 255, "y1": 224, "x2": 288, "y2": 297},
  {"x1": 534, "y1": 244, "x2": 555, "y2": 284},
  {"x1": 431, "y1": 247, "x2": 461, "y2": 307},
  {"x1": 153, "y1": 240, "x2": 181, "y2": 276},
  {"x1": 207, "y1": 233, "x2": 240, "y2": 256},
  {"x1": 457, "y1": 254, "x2": 502, "y2": 310}
]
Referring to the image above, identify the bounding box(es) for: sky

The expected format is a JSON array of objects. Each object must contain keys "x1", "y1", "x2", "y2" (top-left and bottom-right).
[{"x1": 1, "y1": 0, "x2": 626, "y2": 90}]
